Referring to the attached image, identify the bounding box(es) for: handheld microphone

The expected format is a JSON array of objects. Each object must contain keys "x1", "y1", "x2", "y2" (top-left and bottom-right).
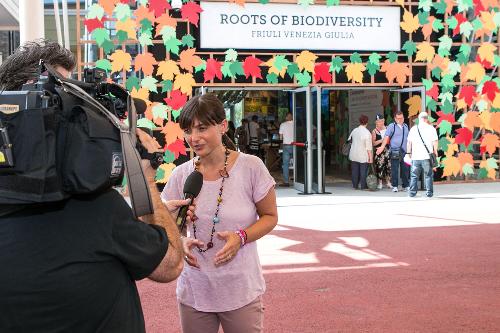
[{"x1": 176, "y1": 170, "x2": 203, "y2": 231}]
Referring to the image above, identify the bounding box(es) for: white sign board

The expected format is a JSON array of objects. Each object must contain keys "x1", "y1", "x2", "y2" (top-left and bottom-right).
[
  {"x1": 199, "y1": 2, "x2": 401, "y2": 51},
  {"x1": 348, "y1": 90, "x2": 384, "y2": 133}
]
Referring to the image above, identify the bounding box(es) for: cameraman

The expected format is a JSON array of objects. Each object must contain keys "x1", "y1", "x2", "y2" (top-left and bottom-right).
[{"x1": 0, "y1": 40, "x2": 183, "y2": 332}]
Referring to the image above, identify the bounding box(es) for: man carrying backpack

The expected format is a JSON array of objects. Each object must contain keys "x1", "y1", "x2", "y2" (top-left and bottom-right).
[{"x1": 376, "y1": 111, "x2": 410, "y2": 192}]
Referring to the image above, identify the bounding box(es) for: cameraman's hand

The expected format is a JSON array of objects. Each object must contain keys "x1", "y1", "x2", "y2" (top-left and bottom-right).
[
  {"x1": 137, "y1": 128, "x2": 161, "y2": 153},
  {"x1": 161, "y1": 198, "x2": 197, "y2": 223}
]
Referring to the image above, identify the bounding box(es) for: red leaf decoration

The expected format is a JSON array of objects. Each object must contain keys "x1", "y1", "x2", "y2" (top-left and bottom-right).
[
  {"x1": 243, "y1": 56, "x2": 263, "y2": 79},
  {"x1": 473, "y1": 0, "x2": 485, "y2": 16},
  {"x1": 167, "y1": 139, "x2": 187, "y2": 159},
  {"x1": 455, "y1": 127, "x2": 473, "y2": 147},
  {"x1": 148, "y1": 0, "x2": 171, "y2": 18},
  {"x1": 436, "y1": 111, "x2": 455, "y2": 125},
  {"x1": 181, "y1": 2, "x2": 203, "y2": 27},
  {"x1": 164, "y1": 90, "x2": 188, "y2": 110},
  {"x1": 482, "y1": 81, "x2": 499, "y2": 102},
  {"x1": 204, "y1": 58, "x2": 223, "y2": 82},
  {"x1": 458, "y1": 86, "x2": 477, "y2": 107},
  {"x1": 453, "y1": 14, "x2": 467, "y2": 36},
  {"x1": 475, "y1": 55, "x2": 493, "y2": 70},
  {"x1": 426, "y1": 84, "x2": 439, "y2": 100},
  {"x1": 314, "y1": 62, "x2": 332, "y2": 83},
  {"x1": 84, "y1": 18, "x2": 104, "y2": 33}
]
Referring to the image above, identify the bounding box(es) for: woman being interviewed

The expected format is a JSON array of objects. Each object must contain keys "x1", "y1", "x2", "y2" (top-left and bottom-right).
[{"x1": 161, "y1": 94, "x2": 278, "y2": 333}]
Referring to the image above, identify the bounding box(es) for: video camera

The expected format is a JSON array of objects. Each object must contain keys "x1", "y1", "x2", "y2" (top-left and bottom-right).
[{"x1": 0, "y1": 62, "x2": 154, "y2": 217}]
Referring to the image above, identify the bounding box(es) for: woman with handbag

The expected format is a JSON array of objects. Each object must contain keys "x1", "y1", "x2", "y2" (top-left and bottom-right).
[
  {"x1": 348, "y1": 115, "x2": 373, "y2": 190},
  {"x1": 371, "y1": 114, "x2": 392, "y2": 189}
]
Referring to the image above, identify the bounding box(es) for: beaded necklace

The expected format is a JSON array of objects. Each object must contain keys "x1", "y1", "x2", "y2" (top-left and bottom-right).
[{"x1": 192, "y1": 146, "x2": 230, "y2": 252}]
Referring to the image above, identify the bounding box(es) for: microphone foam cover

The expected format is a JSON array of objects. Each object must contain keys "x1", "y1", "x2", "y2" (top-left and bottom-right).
[{"x1": 183, "y1": 170, "x2": 203, "y2": 197}]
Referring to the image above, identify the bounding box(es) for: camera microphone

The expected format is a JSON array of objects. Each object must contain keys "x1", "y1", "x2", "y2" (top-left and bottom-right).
[{"x1": 176, "y1": 170, "x2": 203, "y2": 231}]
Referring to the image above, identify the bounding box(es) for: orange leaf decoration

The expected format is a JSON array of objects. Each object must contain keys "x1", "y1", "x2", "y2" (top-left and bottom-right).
[
  {"x1": 134, "y1": 6, "x2": 155, "y2": 24},
  {"x1": 463, "y1": 111, "x2": 483, "y2": 130},
  {"x1": 380, "y1": 61, "x2": 410, "y2": 87},
  {"x1": 179, "y1": 48, "x2": 203, "y2": 72},
  {"x1": 162, "y1": 121, "x2": 185, "y2": 146},
  {"x1": 491, "y1": 112, "x2": 500, "y2": 133},
  {"x1": 157, "y1": 60, "x2": 180, "y2": 81},
  {"x1": 457, "y1": 152, "x2": 474, "y2": 169},
  {"x1": 135, "y1": 52, "x2": 157, "y2": 76},
  {"x1": 155, "y1": 13, "x2": 177, "y2": 37},
  {"x1": 481, "y1": 133, "x2": 499, "y2": 156},
  {"x1": 442, "y1": 156, "x2": 461, "y2": 177},
  {"x1": 99, "y1": 0, "x2": 119, "y2": 16},
  {"x1": 110, "y1": 50, "x2": 132, "y2": 73},
  {"x1": 422, "y1": 16, "x2": 436, "y2": 39}
]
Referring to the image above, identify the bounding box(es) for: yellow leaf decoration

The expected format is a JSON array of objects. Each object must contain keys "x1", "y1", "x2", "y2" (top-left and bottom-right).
[
  {"x1": 477, "y1": 42, "x2": 496, "y2": 64},
  {"x1": 116, "y1": 19, "x2": 137, "y2": 40},
  {"x1": 442, "y1": 156, "x2": 461, "y2": 177},
  {"x1": 156, "y1": 163, "x2": 176, "y2": 183},
  {"x1": 157, "y1": 60, "x2": 180, "y2": 81},
  {"x1": 479, "y1": 110, "x2": 492, "y2": 131},
  {"x1": 173, "y1": 73, "x2": 196, "y2": 96},
  {"x1": 465, "y1": 62, "x2": 486, "y2": 84},
  {"x1": 110, "y1": 50, "x2": 132, "y2": 73},
  {"x1": 415, "y1": 42, "x2": 435, "y2": 62},
  {"x1": 405, "y1": 95, "x2": 421, "y2": 118},
  {"x1": 264, "y1": 57, "x2": 287, "y2": 78},
  {"x1": 445, "y1": 136, "x2": 459, "y2": 157},
  {"x1": 296, "y1": 51, "x2": 317, "y2": 72},
  {"x1": 345, "y1": 63, "x2": 365, "y2": 83},
  {"x1": 400, "y1": 10, "x2": 420, "y2": 34}
]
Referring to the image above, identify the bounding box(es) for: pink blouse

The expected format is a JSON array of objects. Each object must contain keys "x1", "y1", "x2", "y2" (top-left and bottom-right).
[{"x1": 161, "y1": 153, "x2": 276, "y2": 312}]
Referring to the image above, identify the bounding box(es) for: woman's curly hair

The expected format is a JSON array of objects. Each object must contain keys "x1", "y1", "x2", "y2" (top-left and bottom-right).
[{"x1": 0, "y1": 39, "x2": 75, "y2": 91}]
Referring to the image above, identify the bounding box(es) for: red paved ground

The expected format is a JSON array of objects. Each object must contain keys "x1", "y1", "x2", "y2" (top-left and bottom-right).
[{"x1": 138, "y1": 224, "x2": 500, "y2": 332}]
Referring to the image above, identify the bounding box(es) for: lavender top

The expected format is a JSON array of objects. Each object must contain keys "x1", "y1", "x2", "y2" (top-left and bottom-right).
[{"x1": 161, "y1": 153, "x2": 276, "y2": 312}]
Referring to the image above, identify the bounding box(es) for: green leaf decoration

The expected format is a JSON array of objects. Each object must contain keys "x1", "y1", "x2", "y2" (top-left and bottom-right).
[
  {"x1": 163, "y1": 150, "x2": 176, "y2": 163},
  {"x1": 478, "y1": 168, "x2": 488, "y2": 179},
  {"x1": 438, "y1": 35, "x2": 452, "y2": 57},
  {"x1": 460, "y1": 21, "x2": 474, "y2": 40},
  {"x1": 161, "y1": 80, "x2": 173, "y2": 93},
  {"x1": 432, "y1": 18, "x2": 444, "y2": 32},
  {"x1": 87, "y1": 4, "x2": 104, "y2": 20},
  {"x1": 225, "y1": 49, "x2": 238, "y2": 62},
  {"x1": 114, "y1": 3, "x2": 131, "y2": 21},
  {"x1": 431, "y1": 67, "x2": 442, "y2": 80},
  {"x1": 457, "y1": 0, "x2": 473, "y2": 12},
  {"x1": 368, "y1": 53, "x2": 381, "y2": 65},
  {"x1": 350, "y1": 53, "x2": 362, "y2": 63},
  {"x1": 221, "y1": 62, "x2": 233, "y2": 78},
  {"x1": 126, "y1": 76, "x2": 141, "y2": 92},
  {"x1": 418, "y1": 0, "x2": 432, "y2": 12},
  {"x1": 152, "y1": 103, "x2": 169, "y2": 119},
  {"x1": 433, "y1": 0, "x2": 447, "y2": 14},
  {"x1": 155, "y1": 167, "x2": 165, "y2": 182},
  {"x1": 438, "y1": 137, "x2": 450, "y2": 152},
  {"x1": 487, "y1": 158, "x2": 498, "y2": 170},
  {"x1": 181, "y1": 34, "x2": 195, "y2": 48},
  {"x1": 426, "y1": 99, "x2": 437, "y2": 111},
  {"x1": 386, "y1": 52, "x2": 398, "y2": 63},
  {"x1": 422, "y1": 78, "x2": 433, "y2": 90},
  {"x1": 330, "y1": 56, "x2": 343, "y2": 73},
  {"x1": 160, "y1": 26, "x2": 176, "y2": 41},
  {"x1": 195, "y1": 60, "x2": 207, "y2": 73},
  {"x1": 274, "y1": 55, "x2": 291, "y2": 71},
  {"x1": 446, "y1": 16, "x2": 458, "y2": 30},
  {"x1": 418, "y1": 11, "x2": 430, "y2": 25},
  {"x1": 229, "y1": 62, "x2": 245, "y2": 76},
  {"x1": 140, "y1": 18, "x2": 153, "y2": 33},
  {"x1": 366, "y1": 62, "x2": 380, "y2": 76},
  {"x1": 172, "y1": 109, "x2": 181, "y2": 120},
  {"x1": 298, "y1": 0, "x2": 314, "y2": 7},
  {"x1": 138, "y1": 0, "x2": 149, "y2": 5},
  {"x1": 438, "y1": 120, "x2": 452, "y2": 136},
  {"x1": 296, "y1": 71, "x2": 312, "y2": 86},
  {"x1": 95, "y1": 59, "x2": 112, "y2": 72},
  {"x1": 494, "y1": 12, "x2": 500, "y2": 28},
  {"x1": 267, "y1": 73, "x2": 279, "y2": 84},
  {"x1": 139, "y1": 32, "x2": 153, "y2": 47},
  {"x1": 259, "y1": 0, "x2": 270, "y2": 3},
  {"x1": 494, "y1": 55, "x2": 500, "y2": 67},
  {"x1": 402, "y1": 41, "x2": 417, "y2": 57},
  {"x1": 141, "y1": 76, "x2": 158, "y2": 93},
  {"x1": 447, "y1": 61, "x2": 461, "y2": 76},
  {"x1": 164, "y1": 38, "x2": 182, "y2": 55},
  {"x1": 462, "y1": 164, "x2": 475, "y2": 176},
  {"x1": 101, "y1": 40, "x2": 115, "y2": 55},
  {"x1": 441, "y1": 100, "x2": 454, "y2": 114},
  {"x1": 440, "y1": 74, "x2": 456, "y2": 91},
  {"x1": 137, "y1": 118, "x2": 155, "y2": 130},
  {"x1": 476, "y1": 99, "x2": 488, "y2": 111},
  {"x1": 116, "y1": 30, "x2": 128, "y2": 43},
  {"x1": 326, "y1": 0, "x2": 340, "y2": 5},
  {"x1": 92, "y1": 28, "x2": 110, "y2": 46},
  {"x1": 287, "y1": 63, "x2": 300, "y2": 78},
  {"x1": 472, "y1": 18, "x2": 483, "y2": 32}
]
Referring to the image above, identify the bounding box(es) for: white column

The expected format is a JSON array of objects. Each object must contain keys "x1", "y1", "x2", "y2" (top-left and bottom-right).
[{"x1": 19, "y1": 0, "x2": 45, "y2": 45}]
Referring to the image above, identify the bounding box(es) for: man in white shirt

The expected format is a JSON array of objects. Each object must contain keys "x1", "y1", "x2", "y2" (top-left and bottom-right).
[
  {"x1": 279, "y1": 112, "x2": 294, "y2": 186},
  {"x1": 407, "y1": 112, "x2": 438, "y2": 197},
  {"x1": 348, "y1": 115, "x2": 373, "y2": 189}
]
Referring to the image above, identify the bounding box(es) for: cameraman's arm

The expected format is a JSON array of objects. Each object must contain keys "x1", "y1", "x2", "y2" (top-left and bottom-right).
[{"x1": 141, "y1": 164, "x2": 184, "y2": 283}]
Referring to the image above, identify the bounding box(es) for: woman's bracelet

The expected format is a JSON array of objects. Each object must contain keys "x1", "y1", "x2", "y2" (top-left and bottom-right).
[{"x1": 235, "y1": 229, "x2": 247, "y2": 247}]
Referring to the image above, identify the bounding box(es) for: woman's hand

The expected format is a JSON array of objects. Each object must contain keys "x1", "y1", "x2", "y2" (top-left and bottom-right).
[
  {"x1": 214, "y1": 231, "x2": 241, "y2": 266},
  {"x1": 161, "y1": 199, "x2": 197, "y2": 223},
  {"x1": 182, "y1": 237, "x2": 204, "y2": 268}
]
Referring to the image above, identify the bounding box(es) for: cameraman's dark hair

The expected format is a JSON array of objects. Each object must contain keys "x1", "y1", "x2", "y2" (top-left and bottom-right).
[
  {"x1": 179, "y1": 94, "x2": 237, "y2": 150},
  {"x1": 0, "y1": 39, "x2": 75, "y2": 91}
]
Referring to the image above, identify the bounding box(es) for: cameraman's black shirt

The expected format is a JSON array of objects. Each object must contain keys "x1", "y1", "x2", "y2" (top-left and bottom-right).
[{"x1": 0, "y1": 189, "x2": 168, "y2": 333}]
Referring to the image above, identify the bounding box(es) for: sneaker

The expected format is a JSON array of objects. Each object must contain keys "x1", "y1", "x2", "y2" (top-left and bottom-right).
[
  {"x1": 392, "y1": 187, "x2": 398, "y2": 192},
  {"x1": 404, "y1": 187, "x2": 410, "y2": 192},
  {"x1": 408, "y1": 193, "x2": 416, "y2": 198},
  {"x1": 377, "y1": 183, "x2": 383, "y2": 190},
  {"x1": 426, "y1": 193, "x2": 433, "y2": 198}
]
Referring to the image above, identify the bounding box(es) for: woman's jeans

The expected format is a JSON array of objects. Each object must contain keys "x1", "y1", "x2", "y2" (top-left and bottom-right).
[
  {"x1": 409, "y1": 159, "x2": 433, "y2": 197},
  {"x1": 282, "y1": 144, "x2": 293, "y2": 183},
  {"x1": 351, "y1": 161, "x2": 368, "y2": 189}
]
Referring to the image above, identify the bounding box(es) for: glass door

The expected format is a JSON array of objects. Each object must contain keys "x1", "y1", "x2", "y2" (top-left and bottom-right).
[
  {"x1": 311, "y1": 86, "x2": 325, "y2": 193},
  {"x1": 291, "y1": 87, "x2": 313, "y2": 193}
]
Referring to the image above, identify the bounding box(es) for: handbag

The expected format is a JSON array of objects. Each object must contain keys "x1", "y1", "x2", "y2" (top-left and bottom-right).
[
  {"x1": 389, "y1": 123, "x2": 406, "y2": 160},
  {"x1": 341, "y1": 139, "x2": 351, "y2": 157},
  {"x1": 417, "y1": 126, "x2": 438, "y2": 168},
  {"x1": 366, "y1": 164, "x2": 378, "y2": 191}
]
